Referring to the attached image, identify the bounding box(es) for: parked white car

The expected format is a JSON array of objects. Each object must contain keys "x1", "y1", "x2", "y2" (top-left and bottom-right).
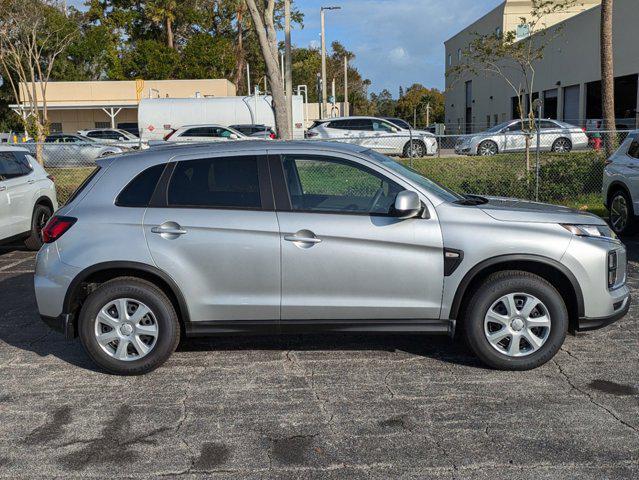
[
  {"x1": 162, "y1": 124, "x2": 251, "y2": 143},
  {"x1": 455, "y1": 119, "x2": 589, "y2": 156},
  {"x1": 306, "y1": 116, "x2": 438, "y2": 157},
  {"x1": 77, "y1": 128, "x2": 143, "y2": 149},
  {"x1": 602, "y1": 130, "x2": 639, "y2": 235},
  {"x1": 0, "y1": 146, "x2": 58, "y2": 250}
]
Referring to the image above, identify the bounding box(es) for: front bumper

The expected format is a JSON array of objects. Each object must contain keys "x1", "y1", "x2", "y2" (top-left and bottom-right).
[
  {"x1": 41, "y1": 313, "x2": 76, "y2": 339},
  {"x1": 577, "y1": 295, "x2": 630, "y2": 332}
]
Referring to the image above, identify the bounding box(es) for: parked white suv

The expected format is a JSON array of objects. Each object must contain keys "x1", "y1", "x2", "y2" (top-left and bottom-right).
[
  {"x1": 0, "y1": 146, "x2": 58, "y2": 250},
  {"x1": 307, "y1": 116, "x2": 438, "y2": 157},
  {"x1": 602, "y1": 130, "x2": 639, "y2": 235}
]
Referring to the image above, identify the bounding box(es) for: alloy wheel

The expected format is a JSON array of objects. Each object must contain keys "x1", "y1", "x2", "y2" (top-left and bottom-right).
[
  {"x1": 94, "y1": 298, "x2": 159, "y2": 361},
  {"x1": 610, "y1": 194, "x2": 629, "y2": 233},
  {"x1": 553, "y1": 138, "x2": 571, "y2": 152},
  {"x1": 483, "y1": 292, "x2": 551, "y2": 357},
  {"x1": 478, "y1": 142, "x2": 497, "y2": 156}
]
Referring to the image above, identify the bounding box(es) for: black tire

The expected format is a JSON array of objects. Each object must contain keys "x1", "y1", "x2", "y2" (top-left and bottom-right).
[
  {"x1": 78, "y1": 277, "x2": 180, "y2": 375},
  {"x1": 551, "y1": 137, "x2": 572, "y2": 153},
  {"x1": 24, "y1": 203, "x2": 52, "y2": 251},
  {"x1": 608, "y1": 188, "x2": 637, "y2": 236},
  {"x1": 477, "y1": 140, "x2": 498, "y2": 156},
  {"x1": 402, "y1": 140, "x2": 426, "y2": 158},
  {"x1": 463, "y1": 271, "x2": 568, "y2": 371}
]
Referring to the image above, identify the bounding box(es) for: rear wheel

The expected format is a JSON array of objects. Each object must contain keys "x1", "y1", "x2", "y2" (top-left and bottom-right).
[
  {"x1": 463, "y1": 271, "x2": 568, "y2": 370},
  {"x1": 24, "y1": 203, "x2": 52, "y2": 250},
  {"x1": 477, "y1": 140, "x2": 498, "y2": 156},
  {"x1": 609, "y1": 189, "x2": 637, "y2": 236},
  {"x1": 551, "y1": 137, "x2": 572, "y2": 153},
  {"x1": 78, "y1": 278, "x2": 180, "y2": 375}
]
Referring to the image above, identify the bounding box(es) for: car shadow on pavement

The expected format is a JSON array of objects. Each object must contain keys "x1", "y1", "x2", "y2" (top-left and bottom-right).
[
  {"x1": 0, "y1": 273, "x2": 101, "y2": 373},
  {"x1": 0, "y1": 272, "x2": 482, "y2": 372}
]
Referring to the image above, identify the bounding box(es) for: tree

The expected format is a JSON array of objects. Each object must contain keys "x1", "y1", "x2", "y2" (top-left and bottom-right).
[
  {"x1": 600, "y1": 0, "x2": 616, "y2": 155},
  {"x1": 244, "y1": 0, "x2": 290, "y2": 139},
  {"x1": 147, "y1": 0, "x2": 178, "y2": 49},
  {"x1": 395, "y1": 84, "x2": 444, "y2": 127},
  {"x1": 0, "y1": 0, "x2": 77, "y2": 163},
  {"x1": 448, "y1": 0, "x2": 577, "y2": 169}
]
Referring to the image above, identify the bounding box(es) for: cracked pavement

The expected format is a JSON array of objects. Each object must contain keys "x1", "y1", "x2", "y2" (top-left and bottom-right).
[{"x1": 0, "y1": 243, "x2": 637, "y2": 479}]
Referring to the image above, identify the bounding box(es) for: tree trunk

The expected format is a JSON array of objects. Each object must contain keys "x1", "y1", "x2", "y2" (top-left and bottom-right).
[
  {"x1": 166, "y1": 16, "x2": 174, "y2": 49},
  {"x1": 244, "y1": 0, "x2": 291, "y2": 140},
  {"x1": 601, "y1": 0, "x2": 616, "y2": 156}
]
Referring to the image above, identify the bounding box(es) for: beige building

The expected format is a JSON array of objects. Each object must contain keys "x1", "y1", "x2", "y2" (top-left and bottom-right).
[
  {"x1": 444, "y1": 0, "x2": 639, "y2": 133},
  {"x1": 12, "y1": 79, "x2": 236, "y2": 133}
]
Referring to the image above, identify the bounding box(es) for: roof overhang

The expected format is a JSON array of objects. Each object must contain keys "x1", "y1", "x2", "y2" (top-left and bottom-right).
[{"x1": 9, "y1": 102, "x2": 138, "y2": 110}]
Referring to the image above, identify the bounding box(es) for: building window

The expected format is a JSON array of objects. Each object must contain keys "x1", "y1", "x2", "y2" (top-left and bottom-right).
[
  {"x1": 95, "y1": 121, "x2": 110, "y2": 129},
  {"x1": 516, "y1": 23, "x2": 530, "y2": 41},
  {"x1": 448, "y1": 54, "x2": 452, "y2": 66},
  {"x1": 49, "y1": 123, "x2": 62, "y2": 133},
  {"x1": 495, "y1": 27, "x2": 502, "y2": 36},
  {"x1": 457, "y1": 48, "x2": 462, "y2": 61}
]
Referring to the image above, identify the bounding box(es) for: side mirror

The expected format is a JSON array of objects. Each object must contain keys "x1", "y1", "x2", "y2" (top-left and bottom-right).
[
  {"x1": 390, "y1": 126, "x2": 399, "y2": 133},
  {"x1": 394, "y1": 190, "x2": 422, "y2": 219},
  {"x1": 119, "y1": 137, "x2": 126, "y2": 141},
  {"x1": 229, "y1": 133, "x2": 239, "y2": 140}
]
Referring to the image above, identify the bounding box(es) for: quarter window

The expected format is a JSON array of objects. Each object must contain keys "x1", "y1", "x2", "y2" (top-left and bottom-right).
[
  {"x1": 167, "y1": 156, "x2": 261, "y2": 209},
  {"x1": 628, "y1": 135, "x2": 639, "y2": 160},
  {"x1": 0, "y1": 152, "x2": 29, "y2": 179},
  {"x1": 116, "y1": 164, "x2": 166, "y2": 207},
  {"x1": 282, "y1": 155, "x2": 403, "y2": 215}
]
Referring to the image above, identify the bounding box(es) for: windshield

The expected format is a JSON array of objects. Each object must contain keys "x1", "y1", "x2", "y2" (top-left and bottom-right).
[
  {"x1": 365, "y1": 150, "x2": 463, "y2": 202},
  {"x1": 385, "y1": 118, "x2": 412, "y2": 129}
]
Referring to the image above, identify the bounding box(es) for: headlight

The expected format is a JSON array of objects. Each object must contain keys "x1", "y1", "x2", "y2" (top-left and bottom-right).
[{"x1": 561, "y1": 224, "x2": 616, "y2": 239}]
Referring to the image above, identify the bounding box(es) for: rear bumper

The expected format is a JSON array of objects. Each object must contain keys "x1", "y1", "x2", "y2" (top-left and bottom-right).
[
  {"x1": 41, "y1": 313, "x2": 76, "y2": 339},
  {"x1": 577, "y1": 295, "x2": 630, "y2": 332}
]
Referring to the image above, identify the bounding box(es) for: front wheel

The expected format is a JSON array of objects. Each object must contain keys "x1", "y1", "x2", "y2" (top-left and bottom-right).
[
  {"x1": 78, "y1": 278, "x2": 180, "y2": 375},
  {"x1": 402, "y1": 140, "x2": 425, "y2": 158},
  {"x1": 463, "y1": 271, "x2": 568, "y2": 370},
  {"x1": 609, "y1": 189, "x2": 637, "y2": 236},
  {"x1": 477, "y1": 140, "x2": 498, "y2": 156}
]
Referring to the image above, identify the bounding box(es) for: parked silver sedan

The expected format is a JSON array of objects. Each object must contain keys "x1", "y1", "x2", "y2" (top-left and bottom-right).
[
  {"x1": 23, "y1": 134, "x2": 124, "y2": 167},
  {"x1": 455, "y1": 120, "x2": 589, "y2": 156}
]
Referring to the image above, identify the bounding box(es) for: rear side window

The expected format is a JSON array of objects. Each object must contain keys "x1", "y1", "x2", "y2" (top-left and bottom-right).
[
  {"x1": 628, "y1": 135, "x2": 639, "y2": 159},
  {"x1": 0, "y1": 152, "x2": 28, "y2": 179},
  {"x1": 167, "y1": 156, "x2": 261, "y2": 209},
  {"x1": 116, "y1": 164, "x2": 165, "y2": 207}
]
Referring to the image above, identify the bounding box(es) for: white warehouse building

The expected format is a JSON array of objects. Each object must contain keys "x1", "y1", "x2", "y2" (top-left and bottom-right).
[{"x1": 444, "y1": 0, "x2": 639, "y2": 134}]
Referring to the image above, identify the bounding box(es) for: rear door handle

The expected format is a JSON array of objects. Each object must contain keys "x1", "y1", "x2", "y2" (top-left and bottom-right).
[
  {"x1": 284, "y1": 235, "x2": 321, "y2": 244},
  {"x1": 151, "y1": 222, "x2": 187, "y2": 237},
  {"x1": 0, "y1": 186, "x2": 5, "y2": 192}
]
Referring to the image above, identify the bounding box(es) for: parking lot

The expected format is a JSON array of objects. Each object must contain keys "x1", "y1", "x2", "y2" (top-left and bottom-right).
[{"x1": 0, "y1": 244, "x2": 637, "y2": 479}]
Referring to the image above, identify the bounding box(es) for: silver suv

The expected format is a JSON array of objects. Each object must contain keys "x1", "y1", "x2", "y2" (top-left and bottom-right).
[{"x1": 35, "y1": 141, "x2": 629, "y2": 375}]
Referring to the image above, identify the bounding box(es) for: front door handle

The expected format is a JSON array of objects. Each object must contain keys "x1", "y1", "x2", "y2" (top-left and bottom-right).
[
  {"x1": 284, "y1": 235, "x2": 322, "y2": 244},
  {"x1": 151, "y1": 221, "x2": 187, "y2": 238},
  {"x1": 284, "y1": 229, "x2": 322, "y2": 248},
  {"x1": 0, "y1": 186, "x2": 5, "y2": 192}
]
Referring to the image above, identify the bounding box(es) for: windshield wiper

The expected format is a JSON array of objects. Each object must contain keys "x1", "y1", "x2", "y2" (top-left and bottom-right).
[{"x1": 455, "y1": 194, "x2": 489, "y2": 206}]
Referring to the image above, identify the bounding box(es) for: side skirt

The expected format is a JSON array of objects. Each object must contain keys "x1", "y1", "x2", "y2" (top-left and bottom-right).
[{"x1": 185, "y1": 318, "x2": 455, "y2": 337}]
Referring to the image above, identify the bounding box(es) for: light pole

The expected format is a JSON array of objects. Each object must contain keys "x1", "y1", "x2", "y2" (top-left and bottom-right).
[
  {"x1": 285, "y1": 0, "x2": 293, "y2": 139},
  {"x1": 321, "y1": 6, "x2": 341, "y2": 119}
]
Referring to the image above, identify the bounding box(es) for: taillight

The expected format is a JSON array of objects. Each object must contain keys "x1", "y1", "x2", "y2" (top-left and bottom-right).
[
  {"x1": 306, "y1": 131, "x2": 318, "y2": 138},
  {"x1": 269, "y1": 132, "x2": 276, "y2": 139},
  {"x1": 41, "y1": 216, "x2": 77, "y2": 243},
  {"x1": 47, "y1": 174, "x2": 55, "y2": 182},
  {"x1": 163, "y1": 129, "x2": 176, "y2": 141}
]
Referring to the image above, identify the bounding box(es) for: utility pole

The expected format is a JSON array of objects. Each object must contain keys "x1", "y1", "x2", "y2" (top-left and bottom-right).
[
  {"x1": 343, "y1": 56, "x2": 349, "y2": 116},
  {"x1": 246, "y1": 63, "x2": 251, "y2": 96},
  {"x1": 320, "y1": 6, "x2": 341, "y2": 119},
  {"x1": 426, "y1": 103, "x2": 431, "y2": 127},
  {"x1": 285, "y1": 0, "x2": 293, "y2": 139}
]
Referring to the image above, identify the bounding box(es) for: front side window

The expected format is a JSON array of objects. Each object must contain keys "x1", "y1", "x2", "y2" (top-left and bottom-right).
[
  {"x1": 347, "y1": 119, "x2": 374, "y2": 131},
  {"x1": 372, "y1": 120, "x2": 396, "y2": 133},
  {"x1": 282, "y1": 155, "x2": 403, "y2": 215},
  {"x1": 167, "y1": 156, "x2": 261, "y2": 209}
]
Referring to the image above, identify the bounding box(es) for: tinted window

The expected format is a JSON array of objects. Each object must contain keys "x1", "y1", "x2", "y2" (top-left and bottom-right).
[
  {"x1": 12, "y1": 152, "x2": 32, "y2": 174},
  {"x1": 506, "y1": 122, "x2": 522, "y2": 132},
  {"x1": 628, "y1": 135, "x2": 639, "y2": 159},
  {"x1": 167, "y1": 156, "x2": 261, "y2": 208},
  {"x1": 539, "y1": 120, "x2": 559, "y2": 130},
  {"x1": 0, "y1": 152, "x2": 28, "y2": 179},
  {"x1": 181, "y1": 127, "x2": 232, "y2": 138},
  {"x1": 372, "y1": 120, "x2": 396, "y2": 133},
  {"x1": 327, "y1": 120, "x2": 350, "y2": 130},
  {"x1": 116, "y1": 164, "x2": 165, "y2": 207},
  {"x1": 347, "y1": 119, "x2": 374, "y2": 131},
  {"x1": 282, "y1": 155, "x2": 403, "y2": 215}
]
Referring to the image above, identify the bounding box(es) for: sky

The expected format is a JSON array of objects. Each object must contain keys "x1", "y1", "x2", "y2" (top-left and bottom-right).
[{"x1": 68, "y1": 0, "x2": 503, "y2": 96}]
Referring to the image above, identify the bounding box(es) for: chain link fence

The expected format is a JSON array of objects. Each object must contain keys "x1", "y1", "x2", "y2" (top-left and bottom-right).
[{"x1": 18, "y1": 130, "x2": 633, "y2": 213}]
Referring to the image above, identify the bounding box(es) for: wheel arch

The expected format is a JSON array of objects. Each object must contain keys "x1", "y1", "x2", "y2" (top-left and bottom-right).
[
  {"x1": 450, "y1": 254, "x2": 584, "y2": 332},
  {"x1": 64, "y1": 261, "x2": 190, "y2": 335},
  {"x1": 34, "y1": 195, "x2": 54, "y2": 212},
  {"x1": 402, "y1": 138, "x2": 427, "y2": 156},
  {"x1": 552, "y1": 136, "x2": 573, "y2": 149}
]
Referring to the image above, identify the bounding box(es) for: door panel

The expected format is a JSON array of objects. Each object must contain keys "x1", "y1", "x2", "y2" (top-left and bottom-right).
[
  {"x1": 276, "y1": 153, "x2": 444, "y2": 320},
  {"x1": 143, "y1": 154, "x2": 280, "y2": 322},
  {"x1": 278, "y1": 212, "x2": 444, "y2": 320},
  {"x1": 0, "y1": 152, "x2": 32, "y2": 237}
]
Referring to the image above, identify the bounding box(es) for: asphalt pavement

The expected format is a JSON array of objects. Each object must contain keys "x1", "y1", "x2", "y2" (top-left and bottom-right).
[{"x1": 0, "y1": 243, "x2": 637, "y2": 479}]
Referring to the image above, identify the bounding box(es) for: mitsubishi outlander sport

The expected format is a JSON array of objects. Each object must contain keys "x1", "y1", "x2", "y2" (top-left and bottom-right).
[{"x1": 34, "y1": 141, "x2": 630, "y2": 375}]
